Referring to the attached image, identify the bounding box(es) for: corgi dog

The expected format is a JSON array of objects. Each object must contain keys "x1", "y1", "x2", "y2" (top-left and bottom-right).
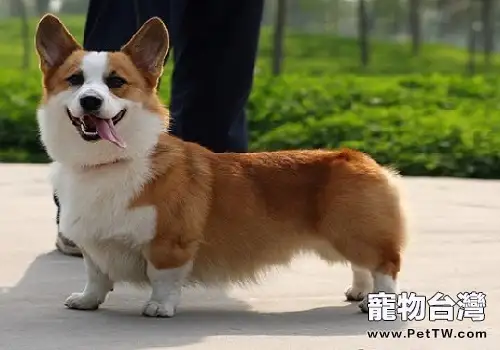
[{"x1": 35, "y1": 14, "x2": 408, "y2": 318}]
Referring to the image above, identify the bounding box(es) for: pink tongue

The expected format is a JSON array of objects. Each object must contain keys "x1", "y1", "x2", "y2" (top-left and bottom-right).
[{"x1": 94, "y1": 118, "x2": 126, "y2": 148}]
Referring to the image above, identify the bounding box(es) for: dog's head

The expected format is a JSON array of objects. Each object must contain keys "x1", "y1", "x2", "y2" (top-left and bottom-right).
[{"x1": 35, "y1": 14, "x2": 169, "y2": 167}]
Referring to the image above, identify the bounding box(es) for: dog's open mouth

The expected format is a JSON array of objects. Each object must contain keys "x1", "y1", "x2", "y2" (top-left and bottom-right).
[{"x1": 66, "y1": 109, "x2": 126, "y2": 148}]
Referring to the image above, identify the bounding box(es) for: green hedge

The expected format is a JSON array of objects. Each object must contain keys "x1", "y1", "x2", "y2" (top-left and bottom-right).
[
  {"x1": 1, "y1": 70, "x2": 500, "y2": 178},
  {"x1": 247, "y1": 73, "x2": 500, "y2": 178},
  {"x1": 0, "y1": 71, "x2": 48, "y2": 162}
]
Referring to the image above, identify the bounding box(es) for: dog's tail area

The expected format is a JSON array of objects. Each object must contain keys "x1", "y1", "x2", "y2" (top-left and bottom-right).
[{"x1": 380, "y1": 165, "x2": 412, "y2": 250}]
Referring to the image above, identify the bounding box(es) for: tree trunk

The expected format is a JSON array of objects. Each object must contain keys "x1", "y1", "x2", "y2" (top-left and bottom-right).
[
  {"x1": 409, "y1": 0, "x2": 421, "y2": 56},
  {"x1": 392, "y1": 0, "x2": 403, "y2": 36},
  {"x1": 481, "y1": 0, "x2": 494, "y2": 66},
  {"x1": 332, "y1": 0, "x2": 340, "y2": 33},
  {"x1": 358, "y1": 0, "x2": 370, "y2": 67},
  {"x1": 17, "y1": 0, "x2": 30, "y2": 71},
  {"x1": 272, "y1": 0, "x2": 287, "y2": 76},
  {"x1": 9, "y1": 0, "x2": 22, "y2": 16},
  {"x1": 35, "y1": 0, "x2": 51, "y2": 16},
  {"x1": 436, "y1": 0, "x2": 448, "y2": 39},
  {"x1": 467, "y1": 1, "x2": 481, "y2": 75}
]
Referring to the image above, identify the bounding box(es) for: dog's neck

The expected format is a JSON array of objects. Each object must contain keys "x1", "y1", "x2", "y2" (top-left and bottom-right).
[{"x1": 80, "y1": 157, "x2": 131, "y2": 171}]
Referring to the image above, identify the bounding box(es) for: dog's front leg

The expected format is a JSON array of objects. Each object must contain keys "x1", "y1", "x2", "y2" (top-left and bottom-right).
[
  {"x1": 65, "y1": 251, "x2": 114, "y2": 310},
  {"x1": 142, "y1": 260, "x2": 193, "y2": 318}
]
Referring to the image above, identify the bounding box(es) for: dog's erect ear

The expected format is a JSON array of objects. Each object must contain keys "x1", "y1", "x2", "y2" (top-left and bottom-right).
[
  {"x1": 35, "y1": 14, "x2": 81, "y2": 73},
  {"x1": 121, "y1": 17, "x2": 169, "y2": 82}
]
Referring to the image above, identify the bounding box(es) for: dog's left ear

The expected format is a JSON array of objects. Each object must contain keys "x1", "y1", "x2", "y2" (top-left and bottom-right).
[
  {"x1": 121, "y1": 17, "x2": 170, "y2": 86},
  {"x1": 35, "y1": 14, "x2": 81, "y2": 73}
]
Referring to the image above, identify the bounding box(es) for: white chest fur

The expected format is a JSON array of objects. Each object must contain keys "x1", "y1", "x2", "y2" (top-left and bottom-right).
[{"x1": 51, "y1": 160, "x2": 156, "y2": 284}]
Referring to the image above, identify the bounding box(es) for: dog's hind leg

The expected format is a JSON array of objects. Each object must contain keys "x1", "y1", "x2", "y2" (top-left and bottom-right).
[
  {"x1": 320, "y1": 163, "x2": 407, "y2": 313},
  {"x1": 345, "y1": 264, "x2": 373, "y2": 301}
]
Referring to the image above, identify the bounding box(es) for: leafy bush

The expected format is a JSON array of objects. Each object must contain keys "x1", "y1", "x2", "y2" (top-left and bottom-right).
[
  {"x1": 247, "y1": 73, "x2": 500, "y2": 178},
  {"x1": 0, "y1": 70, "x2": 49, "y2": 162}
]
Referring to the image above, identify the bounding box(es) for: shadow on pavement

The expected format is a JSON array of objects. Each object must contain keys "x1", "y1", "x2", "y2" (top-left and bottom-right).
[{"x1": 0, "y1": 251, "x2": 407, "y2": 349}]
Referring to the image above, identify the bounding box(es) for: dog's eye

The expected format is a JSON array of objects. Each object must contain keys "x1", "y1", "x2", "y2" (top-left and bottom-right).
[
  {"x1": 66, "y1": 72, "x2": 84, "y2": 86},
  {"x1": 106, "y1": 76, "x2": 127, "y2": 89}
]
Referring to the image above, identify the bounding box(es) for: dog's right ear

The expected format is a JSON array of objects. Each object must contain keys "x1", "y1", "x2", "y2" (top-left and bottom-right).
[{"x1": 35, "y1": 14, "x2": 81, "y2": 73}]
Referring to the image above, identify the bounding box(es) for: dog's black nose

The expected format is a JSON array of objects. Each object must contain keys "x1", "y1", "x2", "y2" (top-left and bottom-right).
[{"x1": 80, "y1": 95, "x2": 103, "y2": 112}]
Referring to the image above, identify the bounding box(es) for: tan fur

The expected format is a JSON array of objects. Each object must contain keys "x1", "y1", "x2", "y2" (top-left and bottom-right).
[{"x1": 131, "y1": 134, "x2": 407, "y2": 286}]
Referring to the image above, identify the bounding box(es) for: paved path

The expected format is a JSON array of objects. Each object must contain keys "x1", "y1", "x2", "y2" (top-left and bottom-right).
[{"x1": 0, "y1": 164, "x2": 499, "y2": 350}]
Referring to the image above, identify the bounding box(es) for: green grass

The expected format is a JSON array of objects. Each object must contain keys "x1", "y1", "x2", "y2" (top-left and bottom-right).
[{"x1": 1, "y1": 15, "x2": 500, "y2": 178}]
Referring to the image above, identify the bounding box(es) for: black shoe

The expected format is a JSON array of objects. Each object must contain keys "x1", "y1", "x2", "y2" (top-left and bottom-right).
[
  {"x1": 53, "y1": 192, "x2": 82, "y2": 257},
  {"x1": 56, "y1": 232, "x2": 83, "y2": 257}
]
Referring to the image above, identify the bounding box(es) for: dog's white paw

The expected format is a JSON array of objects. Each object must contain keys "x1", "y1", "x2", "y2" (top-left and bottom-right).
[
  {"x1": 142, "y1": 300, "x2": 177, "y2": 318},
  {"x1": 358, "y1": 296, "x2": 369, "y2": 313},
  {"x1": 345, "y1": 286, "x2": 371, "y2": 302},
  {"x1": 64, "y1": 292, "x2": 101, "y2": 310}
]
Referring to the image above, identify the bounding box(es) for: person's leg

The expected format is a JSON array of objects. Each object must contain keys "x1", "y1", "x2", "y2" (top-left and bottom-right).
[
  {"x1": 83, "y1": 0, "x2": 142, "y2": 52},
  {"x1": 167, "y1": 0, "x2": 264, "y2": 153}
]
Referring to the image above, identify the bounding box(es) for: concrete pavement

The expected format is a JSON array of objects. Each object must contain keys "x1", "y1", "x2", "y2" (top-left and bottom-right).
[{"x1": 0, "y1": 163, "x2": 499, "y2": 350}]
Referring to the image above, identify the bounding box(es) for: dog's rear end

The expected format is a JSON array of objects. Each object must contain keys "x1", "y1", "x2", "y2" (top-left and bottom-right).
[
  {"x1": 137, "y1": 140, "x2": 408, "y2": 311},
  {"x1": 198, "y1": 148, "x2": 407, "y2": 307}
]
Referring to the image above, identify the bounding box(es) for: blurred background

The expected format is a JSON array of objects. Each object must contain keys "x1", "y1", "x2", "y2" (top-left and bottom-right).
[{"x1": 1, "y1": 0, "x2": 499, "y2": 178}]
